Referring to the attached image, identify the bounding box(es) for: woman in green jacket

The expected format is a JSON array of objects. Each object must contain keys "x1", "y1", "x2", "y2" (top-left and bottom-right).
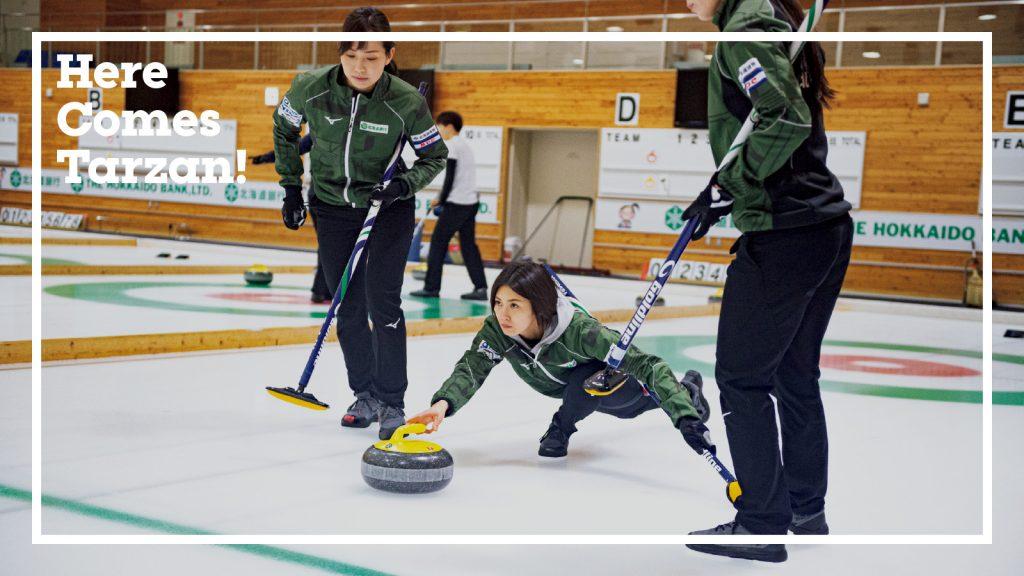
[
  {"x1": 408, "y1": 260, "x2": 714, "y2": 460},
  {"x1": 272, "y1": 7, "x2": 448, "y2": 440},
  {"x1": 682, "y1": 0, "x2": 852, "y2": 563}
]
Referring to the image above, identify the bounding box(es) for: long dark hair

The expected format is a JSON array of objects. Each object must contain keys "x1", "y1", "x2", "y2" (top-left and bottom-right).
[
  {"x1": 775, "y1": 0, "x2": 836, "y2": 109},
  {"x1": 491, "y1": 261, "x2": 559, "y2": 334},
  {"x1": 339, "y1": 7, "x2": 398, "y2": 75}
]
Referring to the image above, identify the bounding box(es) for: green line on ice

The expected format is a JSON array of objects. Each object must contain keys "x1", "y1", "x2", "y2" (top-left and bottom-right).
[{"x1": 0, "y1": 484, "x2": 396, "y2": 576}]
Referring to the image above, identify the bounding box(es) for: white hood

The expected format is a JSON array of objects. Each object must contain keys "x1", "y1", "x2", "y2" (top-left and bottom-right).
[{"x1": 510, "y1": 293, "x2": 576, "y2": 355}]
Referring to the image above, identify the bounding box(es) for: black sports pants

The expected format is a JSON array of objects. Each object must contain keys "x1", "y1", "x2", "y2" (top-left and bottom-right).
[
  {"x1": 554, "y1": 361, "x2": 661, "y2": 431},
  {"x1": 715, "y1": 214, "x2": 853, "y2": 534},
  {"x1": 309, "y1": 194, "x2": 415, "y2": 408},
  {"x1": 423, "y1": 202, "x2": 487, "y2": 293}
]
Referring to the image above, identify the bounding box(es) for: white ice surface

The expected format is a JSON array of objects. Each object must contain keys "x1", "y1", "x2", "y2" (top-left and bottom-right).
[{"x1": 0, "y1": 315, "x2": 1020, "y2": 573}]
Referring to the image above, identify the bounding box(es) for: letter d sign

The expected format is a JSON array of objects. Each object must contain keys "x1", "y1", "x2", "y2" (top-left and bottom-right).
[{"x1": 615, "y1": 93, "x2": 640, "y2": 126}]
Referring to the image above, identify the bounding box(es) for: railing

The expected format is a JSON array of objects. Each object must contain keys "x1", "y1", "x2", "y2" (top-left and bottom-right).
[
  {"x1": 512, "y1": 195, "x2": 594, "y2": 269},
  {"x1": 3, "y1": 1, "x2": 1022, "y2": 69}
]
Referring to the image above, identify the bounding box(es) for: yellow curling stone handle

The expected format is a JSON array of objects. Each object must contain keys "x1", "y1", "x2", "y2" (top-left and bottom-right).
[{"x1": 372, "y1": 423, "x2": 445, "y2": 454}]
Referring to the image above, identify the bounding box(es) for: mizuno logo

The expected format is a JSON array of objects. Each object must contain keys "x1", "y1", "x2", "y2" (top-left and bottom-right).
[
  {"x1": 385, "y1": 319, "x2": 401, "y2": 329},
  {"x1": 325, "y1": 116, "x2": 345, "y2": 125}
]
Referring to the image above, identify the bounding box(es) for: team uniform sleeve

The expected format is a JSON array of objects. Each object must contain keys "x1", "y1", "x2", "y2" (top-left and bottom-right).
[
  {"x1": 430, "y1": 319, "x2": 506, "y2": 417},
  {"x1": 272, "y1": 75, "x2": 308, "y2": 191},
  {"x1": 398, "y1": 97, "x2": 448, "y2": 199},
  {"x1": 573, "y1": 317, "x2": 699, "y2": 425},
  {"x1": 716, "y1": 41, "x2": 813, "y2": 231}
]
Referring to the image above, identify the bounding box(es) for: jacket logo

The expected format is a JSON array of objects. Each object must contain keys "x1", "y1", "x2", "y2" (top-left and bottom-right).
[
  {"x1": 411, "y1": 125, "x2": 441, "y2": 150},
  {"x1": 556, "y1": 360, "x2": 578, "y2": 368},
  {"x1": 325, "y1": 116, "x2": 346, "y2": 125},
  {"x1": 360, "y1": 121, "x2": 389, "y2": 134},
  {"x1": 477, "y1": 340, "x2": 502, "y2": 362},
  {"x1": 277, "y1": 97, "x2": 303, "y2": 127},
  {"x1": 738, "y1": 57, "x2": 767, "y2": 96}
]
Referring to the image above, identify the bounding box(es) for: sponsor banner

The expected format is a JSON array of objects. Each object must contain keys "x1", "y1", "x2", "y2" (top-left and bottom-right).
[
  {"x1": 2, "y1": 167, "x2": 285, "y2": 208},
  {"x1": 1, "y1": 167, "x2": 504, "y2": 222},
  {"x1": 413, "y1": 191, "x2": 499, "y2": 224},
  {"x1": 596, "y1": 198, "x2": 1024, "y2": 255}
]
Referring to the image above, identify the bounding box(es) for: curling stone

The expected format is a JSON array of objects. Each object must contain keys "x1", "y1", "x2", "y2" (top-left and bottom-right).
[
  {"x1": 635, "y1": 295, "x2": 666, "y2": 307},
  {"x1": 362, "y1": 423, "x2": 453, "y2": 494},
  {"x1": 708, "y1": 287, "x2": 724, "y2": 304},
  {"x1": 244, "y1": 264, "x2": 273, "y2": 286},
  {"x1": 411, "y1": 263, "x2": 428, "y2": 281}
]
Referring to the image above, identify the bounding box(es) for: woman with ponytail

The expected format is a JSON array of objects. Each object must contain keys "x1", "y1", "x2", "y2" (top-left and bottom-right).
[{"x1": 682, "y1": 0, "x2": 853, "y2": 563}]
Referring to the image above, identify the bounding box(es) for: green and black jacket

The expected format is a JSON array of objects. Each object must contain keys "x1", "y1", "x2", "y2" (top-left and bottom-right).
[
  {"x1": 273, "y1": 66, "x2": 447, "y2": 207},
  {"x1": 710, "y1": 0, "x2": 850, "y2": 233},
  {"x1": 430, "y1": 296, "x2": 700, "y2": 426}
]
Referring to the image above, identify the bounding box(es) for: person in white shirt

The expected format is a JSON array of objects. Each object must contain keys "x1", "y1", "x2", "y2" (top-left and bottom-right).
[{"x1": 410, "y1": 111, "x2": 488, "y2": 301}]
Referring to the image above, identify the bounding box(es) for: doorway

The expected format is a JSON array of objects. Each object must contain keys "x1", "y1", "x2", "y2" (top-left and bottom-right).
[{"x1": 505, "y1": 129, "x2": 599, "y2": 268}]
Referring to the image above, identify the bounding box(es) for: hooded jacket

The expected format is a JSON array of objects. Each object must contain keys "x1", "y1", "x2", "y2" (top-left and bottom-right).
[
  {"x1": 273, "y1": 66, "x2": 447, "y2": 208},
  {"x1": 430, "y1": 296, "x2": 700, "y2": 426},
  {"x1": 710, "y1": 0, "x2": 850, "y2": 233}
]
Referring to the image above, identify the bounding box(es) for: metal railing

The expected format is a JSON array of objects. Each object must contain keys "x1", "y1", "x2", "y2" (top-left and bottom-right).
[
  {"x1": 4, "y1": 1, "x2": 1021, "y2": 69},
  {"x1": 512, "y1": 195, "x2": 594, "y2": 269}
]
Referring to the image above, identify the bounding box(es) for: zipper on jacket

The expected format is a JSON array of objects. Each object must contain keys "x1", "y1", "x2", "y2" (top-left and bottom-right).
[
  {"x1": 342, "y1": 94, "x2": 360, "y2": 206},
  {"x1": 520, "y1": 345, "x2": 566, "y2": 386}
]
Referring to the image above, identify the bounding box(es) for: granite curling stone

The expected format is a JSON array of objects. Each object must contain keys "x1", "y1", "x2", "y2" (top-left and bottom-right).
[
  {"x1": 708, "y1": 287, "x2": 724, "y2": 304},
  {"x1": 244, "y1": 264, "x2": 273, "y2": 286},
  {"x1": 362, "y1": 423, "x2": 454, "y2": 494},
  {"x1": 411, "y1": 263, "x2": 428, "y2": 282}
]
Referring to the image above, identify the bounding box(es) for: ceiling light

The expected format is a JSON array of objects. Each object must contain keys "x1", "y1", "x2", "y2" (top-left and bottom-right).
[
  {"x1": 606, "y1": 26, "x2": 624, "y2": 32},
  {"x1": 978, "y1": 14, "x2": 997, "y2": 21},
  {"x1": 862, "y1": 51, "x2": 881, "y2": 59}
]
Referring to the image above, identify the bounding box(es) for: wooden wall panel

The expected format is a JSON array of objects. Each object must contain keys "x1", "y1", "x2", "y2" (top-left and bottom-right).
[
  {"x1": 824, "y1": 67, "x2": 984, "y2": 215},
  {"x1": 433, "y1": 71, "x2": 677, "y2": 128},
  {"x1": 3, "y1": 64, "x2": 1020, "y2": 303}
]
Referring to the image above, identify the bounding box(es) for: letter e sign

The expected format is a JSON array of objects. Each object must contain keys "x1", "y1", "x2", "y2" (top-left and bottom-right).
[
  {"x1": 616, "y1": 93, "x2": 640, "y2": 126},
  {"x1": 1006, "y1": 91, "x2": 1024, "y2": 128}
]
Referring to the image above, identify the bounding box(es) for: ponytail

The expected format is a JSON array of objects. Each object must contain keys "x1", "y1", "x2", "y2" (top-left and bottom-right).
[{"x1": 775, "y1": 0, "x2": 836, "y2": 109}]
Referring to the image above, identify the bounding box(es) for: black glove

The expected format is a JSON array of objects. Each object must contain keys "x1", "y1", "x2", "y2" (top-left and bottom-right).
[
  {"x1": 682, "y1": 174, "x2": 734, "y2": 241},
  {"x1": 281, "y1": 186, "x2": 306, "y2": 230},
  {"x1": 370, "y1": 179, "x2": 409, "y2": 205},
  {"x1": 250, "y1": 152, "x2": 273, "y2": 165},
  {"x1": 679, "y1": 417, "x2": 717, "y2": 457}
]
